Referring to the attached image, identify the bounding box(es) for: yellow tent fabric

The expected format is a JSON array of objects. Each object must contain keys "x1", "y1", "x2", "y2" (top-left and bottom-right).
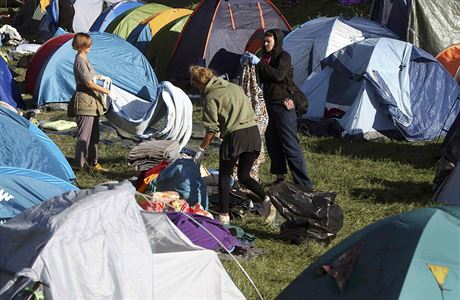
[
  {"x1": 40, "y1": 0, "x2": 50, "y2": 11},
  {"x1": 146, "y1": 8, "x2": 192, "y2": 38},
  {"x1": 428, "y1": 264, "x2": 449, "y2": 288}
]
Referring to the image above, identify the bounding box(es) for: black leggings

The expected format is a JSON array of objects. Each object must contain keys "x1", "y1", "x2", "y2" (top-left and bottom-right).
[{"x1": 218, "y1": 151, "x2": 266, "y2": 213}]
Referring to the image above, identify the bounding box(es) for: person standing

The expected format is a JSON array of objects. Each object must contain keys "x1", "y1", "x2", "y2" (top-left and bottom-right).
[
  {"x1": 69, "y1": 33, "x2": 110, "y2": 172},
  {"x1": 190, "y1": 66, "x2": 275, "y2": 224},
  {"x1": 243, "y1": 29, "x2": 314, "y2": 191}
]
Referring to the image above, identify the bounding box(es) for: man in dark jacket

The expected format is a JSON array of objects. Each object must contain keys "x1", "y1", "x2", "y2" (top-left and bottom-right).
[{"x1": 243, "y1": 29, "x2": 313, "y2": 190}]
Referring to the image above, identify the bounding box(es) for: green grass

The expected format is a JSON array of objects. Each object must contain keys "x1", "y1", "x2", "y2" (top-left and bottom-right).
[{"x1": 45, "y1": 114, "x2": 437, "y2": 299}]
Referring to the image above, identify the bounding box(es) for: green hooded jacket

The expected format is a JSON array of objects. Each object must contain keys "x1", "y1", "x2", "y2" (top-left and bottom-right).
[{"x1": 202, "y1": 76, "x2": 257, "y2": 137}]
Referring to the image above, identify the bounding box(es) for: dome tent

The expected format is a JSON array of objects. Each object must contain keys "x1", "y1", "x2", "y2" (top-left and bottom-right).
[
  {"x1": 25, "y1": 33, "x2": 75, "y2": 94},
  {"x1": 34, "y1": 32, "x2": 159, "y2": 106},
  {"x1": 284, "y1": 16, "x2": 398, "y2": 88},
  {"x1": 126, "y1": 8, "x2": 192, "y2": 52},
  {"x1": 370, "y1": 0, "x2": 460, "y2": 56},
  {"x1": 144, "y1": 14, "x2": 190, "y2": 80},
  {"x1": 104, "y1": 2, "x2": 170, "y2": 39},
  {"x1": 167, "y1": 0, "x2": 291, "y2": 82},
  {"x1": 0, "y1": 181, "x2": 244, "y2": 299},
  {"x1": 90, "y1": 0, "x2": 144, "y2": 32},
  {"x1": 302, "y1": 38, "x2": 460, "y2": 141},
  {"x1": 279, "y1": 206, "x2": 460, "y2": 300},
  {"x1": 0, "y1": 167, "x2": 77, "y2": 223},
  {"x1": 0, "y1": 106, "x2": 75, "y2": 182},
  {"x1": 0, "y1": 58, "x2": 23, "y2": 109}
]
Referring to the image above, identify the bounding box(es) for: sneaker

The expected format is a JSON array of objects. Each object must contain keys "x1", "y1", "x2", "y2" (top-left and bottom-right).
[
  {"x1": 92, "y1": 163, "x2": 108, "y2": 173},
  {"x1": 262, "y1": 196, "x2": 277, "y2": 224},
  {"x1": 218, "y1": 214, "x2": 230, "y2": 225}
]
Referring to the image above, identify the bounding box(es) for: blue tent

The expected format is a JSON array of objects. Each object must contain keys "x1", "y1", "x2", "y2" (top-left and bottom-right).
[
  {"x1": 0, "y1": 106, "x2": 75, "y2": 182},
  {"x1": 35, "y1": 32, "x2": 158, "y2": 106},
  {"x1": 0, "y1": 167, "x2": 78, "y2": 222},
  {"x1": 278, "y1": 206, "x2": 460, "y2": 300},
  {"x1": 0, "y1": 58, "x2": 24, "y2": 109},
  {"x1": 302, "y1": 38, "x2": 460, "y2": 141},
  {"x1": 284, "y1": 16, "x2": 398, "y2": 88},
  {"x1": 90, "y1": 0, "x2": 144, "y2": 32}
]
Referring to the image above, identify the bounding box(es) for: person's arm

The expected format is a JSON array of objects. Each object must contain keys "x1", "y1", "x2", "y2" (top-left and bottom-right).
[
  {"x1": 84, "y1": 79, "x2": 110, "y2": 95},
  {"x1": 201, "y1": 97, "x2": 220, "y2": 137},
  {"x1": 200, "y1": 132, "x2": 216, "y2": 150},
  {"x1": 257, "y1": 52, "x2": 291, "y2": 82}
]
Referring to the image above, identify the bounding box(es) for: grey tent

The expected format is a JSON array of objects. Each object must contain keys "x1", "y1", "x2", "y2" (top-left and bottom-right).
[
  {"x1": 371, "y1": 0, "x2": 460, "y2": 55},
  {"x1": 0, "y1": 181, "x2": 244, "y2": 299},
  {"x1": 433, "y1": 164, "x2": 460, "y2": 205}
]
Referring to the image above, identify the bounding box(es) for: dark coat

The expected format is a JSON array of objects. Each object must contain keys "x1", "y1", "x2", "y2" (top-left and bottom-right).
[{"x1": 256, "y1": 29, "x2": 307, "y2": 115}]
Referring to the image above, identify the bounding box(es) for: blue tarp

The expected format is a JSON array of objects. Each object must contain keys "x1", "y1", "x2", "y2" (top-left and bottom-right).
[
  {"x1": 0, "y1": 58, "x2": 24, "y2": 109},
  {"x1": 0, "y1": 167, "x2": 78, "y2": 222},
  {"x1": 90, "y1": 1, "x2": 144, "y2": 32},
  {"x1": 35, "y1": 32, "x2": 159, "y2": 106},
  {"x1": 0, "y1": 106, "x2": 75, "y2": 182},
  {"x1": 302, "y1": 38, "x2": 460, "y2": 141}
]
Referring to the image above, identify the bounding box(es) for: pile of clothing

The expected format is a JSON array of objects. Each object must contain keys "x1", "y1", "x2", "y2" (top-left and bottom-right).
[
  {"x1": 0, "y1": 25, "x2": 22, "y2": 46},
  {"x1": 128, "y1": 140, "x2": 180, "y2": 171}
]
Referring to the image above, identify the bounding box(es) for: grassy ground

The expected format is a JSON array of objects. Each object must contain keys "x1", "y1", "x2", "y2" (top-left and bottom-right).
[{"x1": 39, "y1": 109, "x2": 438, "y2": 299}]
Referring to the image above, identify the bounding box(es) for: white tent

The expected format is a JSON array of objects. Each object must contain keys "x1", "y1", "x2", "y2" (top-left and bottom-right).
[
  {"x1": 0, "y1": 181, "x2": 244, "y2": 299},
  {"x1": 72, "y1": 0, "x2": 122, "y2": 32},
  {"x1": 284, "y1": 16, "x2": 398, "y2": 88}
]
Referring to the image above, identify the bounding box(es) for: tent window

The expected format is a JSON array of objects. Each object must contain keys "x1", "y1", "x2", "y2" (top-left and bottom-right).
[
  {"x1": 227, "y1": 4, "x2": 235, "y2": 30},
  {"x1": 257, "y1": 2, "x2": 265, "y2": 29}
]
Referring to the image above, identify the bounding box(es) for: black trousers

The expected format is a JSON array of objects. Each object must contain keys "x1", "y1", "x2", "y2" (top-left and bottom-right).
[
  {"x1": 266, "y1": 103, "x2": 314, "y2": 190},
  {"x1": 218, "y1": 152, "x2": 266, "y2": 214}
]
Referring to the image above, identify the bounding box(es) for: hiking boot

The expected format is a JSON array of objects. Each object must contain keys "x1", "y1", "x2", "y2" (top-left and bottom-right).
[
  {"x1": 218, "y1": 213, "x2": 230, "y2": 225},
  {"x1": 92, "y1": 163, "x2": 108, "y2": 173},
  {"x1": 262, "y1": 196, "x2": 277, "y2": 224}
]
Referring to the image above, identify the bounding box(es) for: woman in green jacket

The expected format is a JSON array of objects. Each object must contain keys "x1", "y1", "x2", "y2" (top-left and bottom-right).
[{"x1": 190, "y1": 66, "x2": 275, "y2": 225}]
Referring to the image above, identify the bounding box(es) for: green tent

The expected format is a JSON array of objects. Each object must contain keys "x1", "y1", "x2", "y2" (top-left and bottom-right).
[
  {"x1": 278, "y1": 206, "x2": 460, "y2": 300},
  {"x1": 105, "y1": 3, "x2": 170, "y2": 39},
  {"x1": 145, "y1": 14, "x2": 189, "y2": 81}
]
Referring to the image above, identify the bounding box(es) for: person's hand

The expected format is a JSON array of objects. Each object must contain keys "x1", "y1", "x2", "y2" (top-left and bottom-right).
[
  {"x1": 99, "y1": 75, "x2": 110, "y2": 81},
  {"x1": 240, "y1": 52, "x2": 260, "y2": 66},
  {"x1": 193, "y1": 147, "x2": 205, "y2": 165},
  {"x1": 108, "y1": 91, "x2": 116, "y2": 101},
  {"x1": 244, "y1": 52, "x2": 260, "y2": 65},
  {"x1": 283, "y1": 98, "x2": 295, "y2": 111},
  {"x1": 240, "y1": 53, "x2": 247, "y2": 66}
]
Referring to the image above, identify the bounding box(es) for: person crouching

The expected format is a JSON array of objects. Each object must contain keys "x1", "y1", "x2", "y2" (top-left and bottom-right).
[{"x1": 190, "y1": 66, "x2": 275, "y2": 225}]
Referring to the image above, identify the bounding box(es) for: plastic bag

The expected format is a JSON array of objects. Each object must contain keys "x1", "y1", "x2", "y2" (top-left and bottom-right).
[{"x1": 269, "y1": 181, "x2": 343, "y2": 243}]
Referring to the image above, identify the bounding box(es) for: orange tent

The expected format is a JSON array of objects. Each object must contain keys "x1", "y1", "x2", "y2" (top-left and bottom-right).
[{"x1": 436, "y1": 44, "x2": 460, "y2": 77}]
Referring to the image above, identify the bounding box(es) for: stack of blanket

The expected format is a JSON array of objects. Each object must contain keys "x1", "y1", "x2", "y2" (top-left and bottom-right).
[{"x1": 128, "y1": 140, "x2": 180, "y2": 171}]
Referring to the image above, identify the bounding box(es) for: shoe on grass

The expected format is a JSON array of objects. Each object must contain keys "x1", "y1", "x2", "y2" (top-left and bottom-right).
[
  {"x1": 92, "y1": 163, "x2": 108, "y2": 173},
  {"x1": 262, "y1": 196, "x2": 277, "y2": 224},
  {"x1": 218, "y1": 213, "x2": 230, "y2": 225}
]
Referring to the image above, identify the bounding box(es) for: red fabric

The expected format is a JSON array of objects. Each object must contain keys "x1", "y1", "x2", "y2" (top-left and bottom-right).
[
  {"x1": 136, "y1": 160, "x2": 170, "y2": 192},
  {"x1": 262, "y1": 53, "x2": 271, "y2": 65},
  {"x1": 325, "y1": 108, "x2": 346, "y2": 119}
]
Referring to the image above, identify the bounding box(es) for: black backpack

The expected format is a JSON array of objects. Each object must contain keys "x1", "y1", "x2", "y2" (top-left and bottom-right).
[{"x1": 269, "y1": 182, "x2": 343, "y2": 244}]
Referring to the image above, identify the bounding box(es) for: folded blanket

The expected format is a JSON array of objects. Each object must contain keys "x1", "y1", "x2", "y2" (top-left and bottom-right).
[{"x1": 42, "y1": 120, "x2": 77, "y2": 131}]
